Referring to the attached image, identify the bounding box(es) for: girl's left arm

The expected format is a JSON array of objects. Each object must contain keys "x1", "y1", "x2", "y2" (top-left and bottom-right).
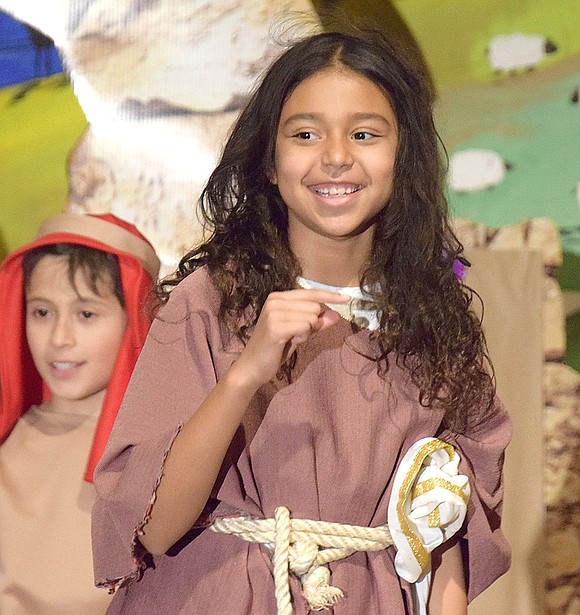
[{"x1": 428, "y1": 541, "x2": 467, "y2": 615}]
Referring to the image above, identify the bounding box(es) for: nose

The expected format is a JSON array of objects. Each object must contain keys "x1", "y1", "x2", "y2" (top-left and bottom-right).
[
  {"x1": 321, "y1": 136, "x2": 354, "y2": 174},
  {"x1": 50, "y1": 315, "x2": 75, "y2": 347}
]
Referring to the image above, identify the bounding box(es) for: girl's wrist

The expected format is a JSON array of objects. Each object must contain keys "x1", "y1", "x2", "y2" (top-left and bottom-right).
[{"x1": 222, "y1": 359, "x2": 264, "y2": 399}]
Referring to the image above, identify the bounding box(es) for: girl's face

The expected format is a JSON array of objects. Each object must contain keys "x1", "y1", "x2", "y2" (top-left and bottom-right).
[
  {"x1": 25, "y1": 255, "x2": 128, "y2": 409},
  {"x1": 272, "y1": 67, "x2": 398, "y2": 256}
]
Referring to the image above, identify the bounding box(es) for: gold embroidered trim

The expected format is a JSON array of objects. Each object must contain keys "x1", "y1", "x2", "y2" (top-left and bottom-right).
[
  {"x1": 413, "y1": 477, "x2": 469, "y2": 506},
  {"x1": 396, "y1": 439, "x2": 455, "y2": 574},
  {"x1": 428, "y1": 508, "x2": 441, "y2": 529}
]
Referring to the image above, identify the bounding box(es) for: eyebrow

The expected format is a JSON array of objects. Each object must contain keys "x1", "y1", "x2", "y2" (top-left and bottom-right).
[{"x1": 281, "y1": 112, "x2": 393, "y2": 127}]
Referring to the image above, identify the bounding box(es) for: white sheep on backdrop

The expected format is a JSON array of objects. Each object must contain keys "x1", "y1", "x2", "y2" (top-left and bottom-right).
[
  {"x1": 487, "y1": 33, "x2": 558, "y2": 73},
  {"x1": 448, "y1": 149, "x2": 513, "y2": 193}
]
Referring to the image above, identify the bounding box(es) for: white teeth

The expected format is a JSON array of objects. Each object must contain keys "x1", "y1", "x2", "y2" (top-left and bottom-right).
[
  {"x1": 315, "y1": 185, "x2": 359, "y2": 197},
  {"x1": 52, "y1": 362, "x2": 78, "y2": 370}
]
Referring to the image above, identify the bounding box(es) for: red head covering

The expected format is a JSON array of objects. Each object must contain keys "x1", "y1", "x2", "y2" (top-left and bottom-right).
[{"x1": 0, "y1": 212, "x2": 160, "y2": 482}]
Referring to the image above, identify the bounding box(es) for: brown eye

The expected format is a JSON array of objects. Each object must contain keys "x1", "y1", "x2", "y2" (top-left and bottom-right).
[
  {"x1": 294, "y1": 131, "x2": 317, "y2": 140},
  {"x1": 353, "y1": 132, "x2": 375, "y2": 141}
]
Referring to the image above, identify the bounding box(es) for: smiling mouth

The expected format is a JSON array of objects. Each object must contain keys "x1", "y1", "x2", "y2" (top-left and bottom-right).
[
  {"x1": 312, "y1": 184, "x2": 363, "y2": 197},
  {"x1": 52, "y1": 361, "x2": 82, "y2": 370}
]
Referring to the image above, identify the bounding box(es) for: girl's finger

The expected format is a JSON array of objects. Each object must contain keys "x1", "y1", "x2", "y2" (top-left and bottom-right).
[
  {"x1": 287, "y1": 307, "x2": 343, "y2": 358},
  {"x1": 270, "y1": 288, "x2": 351, "y2": 306},
  {"x1": 316, "y1": 309, "x2": 342, "y2": 332}
]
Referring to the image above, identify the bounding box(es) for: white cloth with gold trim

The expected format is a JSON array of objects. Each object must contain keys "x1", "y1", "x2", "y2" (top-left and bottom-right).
[{"x1": 387, "y1": 437, "x2": 470, "y2": 615}]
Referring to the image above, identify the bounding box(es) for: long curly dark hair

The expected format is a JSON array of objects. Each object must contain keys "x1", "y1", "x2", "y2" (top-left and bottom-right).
[{"x1": 158, "y1": 27, "x2": 495, "y2": 432}]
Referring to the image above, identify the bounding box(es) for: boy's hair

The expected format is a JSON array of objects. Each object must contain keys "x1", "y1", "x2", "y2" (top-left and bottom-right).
[
  {"x1": 23, "y1": 244, "x2": 125, "y2": 308},
  {"x1": 159, "y1": 28, "x2": 494, "y2": 431}
]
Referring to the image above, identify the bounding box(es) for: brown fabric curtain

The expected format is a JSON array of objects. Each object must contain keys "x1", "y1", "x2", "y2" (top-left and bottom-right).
[{"x1": 464, "y1": 248, "x2": 545, "y2": 615}]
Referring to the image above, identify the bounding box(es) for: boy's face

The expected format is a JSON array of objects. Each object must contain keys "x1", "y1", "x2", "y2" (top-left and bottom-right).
[{"x1": 25, "y1": 254, "x2": 128, "y2": 407}]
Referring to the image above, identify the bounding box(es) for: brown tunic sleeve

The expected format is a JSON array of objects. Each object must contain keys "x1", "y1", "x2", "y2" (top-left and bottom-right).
[
  {"x1": 91, "y1": 269, "x2": 228, "y2": 588},
  {"x1": 438, "y1": 398, "x2": 512, "y2": 603}
]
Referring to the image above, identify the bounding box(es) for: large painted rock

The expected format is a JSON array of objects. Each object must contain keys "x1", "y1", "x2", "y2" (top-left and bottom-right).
[{"x1": 0, "y1": 0, "x2": 319, "y2": 271}]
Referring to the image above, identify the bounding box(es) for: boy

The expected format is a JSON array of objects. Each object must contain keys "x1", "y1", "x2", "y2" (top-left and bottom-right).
[{"x1": 0, "y1": 212, "x2": 159, "y2": 614}]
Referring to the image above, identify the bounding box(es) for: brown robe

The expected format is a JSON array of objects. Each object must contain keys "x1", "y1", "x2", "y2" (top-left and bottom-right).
[{"x1": 92, "y1": 268, "x2": 511, "y2": 614}]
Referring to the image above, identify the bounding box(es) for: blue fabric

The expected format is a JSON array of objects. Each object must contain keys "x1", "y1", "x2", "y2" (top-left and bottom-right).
[{"x1": 0, "y1": 11, "x2": 63, "y2": 87}]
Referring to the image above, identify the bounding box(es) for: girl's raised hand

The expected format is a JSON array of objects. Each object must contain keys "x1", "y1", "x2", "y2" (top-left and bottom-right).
[{"x1": 230, "y1": 289, "x2": 350, "y2": 390}]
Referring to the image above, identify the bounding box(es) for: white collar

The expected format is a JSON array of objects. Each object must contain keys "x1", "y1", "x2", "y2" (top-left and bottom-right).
[{"x1": 296, "y1": 276, "x2": 380, "y2": 330}]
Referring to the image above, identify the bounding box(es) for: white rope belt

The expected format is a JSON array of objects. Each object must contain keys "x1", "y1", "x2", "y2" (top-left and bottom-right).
[{"x1": 211, "y1": 505, "x2": 393, "y2": 614}]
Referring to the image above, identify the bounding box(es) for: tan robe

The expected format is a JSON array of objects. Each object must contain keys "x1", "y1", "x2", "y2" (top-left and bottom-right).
[{"x1": 0, "y1": 403, "x2": 112, "y2": 615}]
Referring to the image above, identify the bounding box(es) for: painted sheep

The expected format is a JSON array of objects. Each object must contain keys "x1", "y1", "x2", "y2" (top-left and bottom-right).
[
  {"x1": 487, "y1": 33, "x2": 558, "y2": 73},
  {"x1": 448, "y1": 149, "x2": 512, "y2": 192}
]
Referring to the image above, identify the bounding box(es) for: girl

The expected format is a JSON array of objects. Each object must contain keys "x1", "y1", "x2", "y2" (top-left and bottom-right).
[
  {"x1": 0, "y1": 212, "x2": 159, "y2": 614},
  {"x1": 92, "y1": 29, "x2": 511, "y2": 615}
]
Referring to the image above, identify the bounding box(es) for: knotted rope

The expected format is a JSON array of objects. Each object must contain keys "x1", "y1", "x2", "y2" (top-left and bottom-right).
[{"x1": 211, "y1": 506, "x2": 393, "y2": 614}]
